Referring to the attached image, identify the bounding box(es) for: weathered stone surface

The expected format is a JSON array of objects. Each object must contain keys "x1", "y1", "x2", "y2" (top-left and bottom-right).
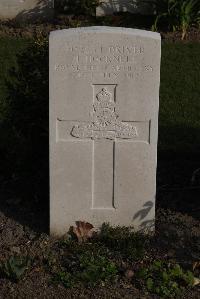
[
  {"x1": 50, "y1": 27, "x2": 161, "y2": 235},
  {"x1": 0, "y1": 0, "x2": 53, "y2": 21},
  {"x1": 96, "y1": 0, "x2": 152, "y2": 16}
]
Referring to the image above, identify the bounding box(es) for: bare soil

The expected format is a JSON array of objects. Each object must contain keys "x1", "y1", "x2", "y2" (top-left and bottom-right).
[{"x1": 0, "y1": 179, "x2": 199, "y2": 298}]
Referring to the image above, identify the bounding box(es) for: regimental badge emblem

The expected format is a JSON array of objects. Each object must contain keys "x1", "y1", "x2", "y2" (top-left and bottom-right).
[{"x1": 71, "y1": 87, "x2": 138, "y2": 140}]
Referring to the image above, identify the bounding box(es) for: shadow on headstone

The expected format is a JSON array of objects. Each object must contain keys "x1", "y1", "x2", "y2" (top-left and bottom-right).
[{"x1": 133, "y1": 201, "x2": 155, "y2": 230}]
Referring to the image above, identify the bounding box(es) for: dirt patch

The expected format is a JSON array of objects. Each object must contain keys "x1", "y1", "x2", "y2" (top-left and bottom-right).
[
  {"x1": 0, "y1": 195, "x2": 199, "y2": 298},
  {"x1": 161, "y1": 27, "x2": 200, "y2": 43}
]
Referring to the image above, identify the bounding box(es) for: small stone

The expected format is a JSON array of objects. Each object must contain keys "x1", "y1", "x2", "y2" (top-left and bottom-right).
[{"x1": 124, "y1": 269, "x2": 134, "y2": 279}]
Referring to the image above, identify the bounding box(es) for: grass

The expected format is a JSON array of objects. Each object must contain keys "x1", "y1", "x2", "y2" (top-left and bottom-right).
[
  {"x1": 0, "y1": 37, "x2": 199, "y2": 204},
  {"x1": 159, "y1": 42, "x2": 200, "y2": 154},
  {"x1": 0, "y1": 37, "x2": 199, "y2": 210},
  {"x1": 0, "y1": 38, "x2": 30, "y2": 121},
  {"x1": 0, "y1": 38, "x2": 199, "y2": 153}
]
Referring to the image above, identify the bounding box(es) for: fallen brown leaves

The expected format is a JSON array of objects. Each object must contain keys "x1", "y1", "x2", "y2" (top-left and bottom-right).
[
  {"x1": 71, "y1": 221, "x2": 94, "y2": 243},
  {"x1": 193, "y1": 261, "x2": 200, "y2": 271}
]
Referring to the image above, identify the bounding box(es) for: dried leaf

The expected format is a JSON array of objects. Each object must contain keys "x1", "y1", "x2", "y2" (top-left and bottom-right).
[
  {"x1": 193, "y1": 277, "x2": 200, "y2": 286},
  {"x1": 193, "y1": 261, "x2": 200, "y2": 271},
  {"x1": 124, "y1": 269, "x2": 134, "y2": 279},
  {"x1": 72, "y1": 226, "x2": 82, "y2": 243},
  {"x1": 72, "y1": 221, "x2": 94, "y2": 243}
]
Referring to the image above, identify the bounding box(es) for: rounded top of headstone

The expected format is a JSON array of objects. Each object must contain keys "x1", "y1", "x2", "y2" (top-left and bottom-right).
[{"x1": 50, "y1": 26, "x2": 161, "y2": 40}]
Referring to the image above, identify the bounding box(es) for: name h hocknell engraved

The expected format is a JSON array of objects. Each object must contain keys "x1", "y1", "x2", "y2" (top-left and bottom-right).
[
  {"x1": 70, "y1": 88, "x2": 138, "y2": 141},
  {"x1": 70, "y1": 54, "x2": 136, "y2": 65}
]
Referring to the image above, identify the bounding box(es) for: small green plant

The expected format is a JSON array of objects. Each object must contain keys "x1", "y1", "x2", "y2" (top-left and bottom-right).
[
  {"x1": 136, "y1": 260, "x2": 194, "y2": 298},
  {"x1": 98, "y1": 223, "x2": 147, "y2": 261},
  {"x1": 77, "y1": 252, "x2": 117, "y2": 285},
  {"x1": 149, "y1": 0, "x2": 200, "y2": 39},
  {"x1": 54, "y1": 271, "x2": 75, "y2": 288},
  {"x1": 0, "y1": 256, "x2": 30, "y2": 281},
  {"x1": 52, "y1": 242, "x2": 117, "y2": 288},
  {"x1": 179, "y1": 0, "x2": 200, "y2": 38},
  {"x1": 68, "y1": 19, "x2": 83, "y2": 28}
]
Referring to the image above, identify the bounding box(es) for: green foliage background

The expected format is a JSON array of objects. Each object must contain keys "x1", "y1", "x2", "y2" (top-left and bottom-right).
[
  {"x1": 0, "y1": 37, "x2": 200, "y2": 203},
  {"x1": 0, "y1": 37, "x2": 48, "y2": 201}
]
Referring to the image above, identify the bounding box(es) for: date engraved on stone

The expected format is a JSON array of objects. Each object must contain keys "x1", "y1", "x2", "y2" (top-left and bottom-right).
[{"x1": 71, "y1": 88, "x2": 138, "y2": 140}]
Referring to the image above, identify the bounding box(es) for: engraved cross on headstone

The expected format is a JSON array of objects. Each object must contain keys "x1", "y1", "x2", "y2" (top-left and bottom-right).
[{"x1": 57, "y1": 84, "x2": 149, "y2": 210}]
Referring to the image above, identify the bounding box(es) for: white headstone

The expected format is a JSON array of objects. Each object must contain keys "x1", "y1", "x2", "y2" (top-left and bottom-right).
[
  {"x1": 50, "y1": 27, "x2": 161, "y2": 235},
  {"x1": 0, "y1": 0, "x2": 53, "y2": 21},
  {"x1": 96, "y1": 0, "x2": 152, "y2": 16}
]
